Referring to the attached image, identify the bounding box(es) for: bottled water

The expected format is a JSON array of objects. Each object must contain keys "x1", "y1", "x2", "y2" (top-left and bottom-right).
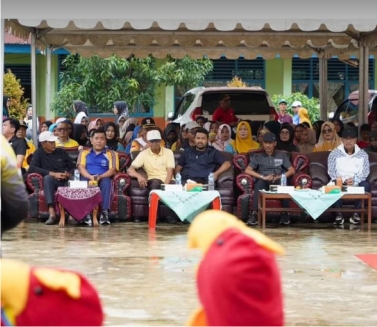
[
  {"x1": 175, "y1": 173, "x2": 181, "y2": 185},
  {"x1": 74, "y1": 169, "x2": 80, "y2": 181},
  {"x1": 353, "y1": 173, "x2": 360, "y2": 187},
  {"x1": 280, "y1": 173, "x2": 287, "y2": 186},
  {"x1": 208, "y1": 173, "x2": 215, "y2": 191}
]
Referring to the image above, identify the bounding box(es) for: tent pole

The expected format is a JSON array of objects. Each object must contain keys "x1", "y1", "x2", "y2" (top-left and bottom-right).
[
  {"x1": 358, "y1": 44, "x2": 369, "y2": 127},
  {"x1": 1, "y1": 19, "x2": 5, "y2": 122},
  {"x1": 45, "y1": 46, "x2": 52, "y2": 120},
  {"x1": 31, "y1": 31, "x2": 38, "y2": 146},
  {"x1": 319, "y1": 57, "x2": 328, "y2": 120}
]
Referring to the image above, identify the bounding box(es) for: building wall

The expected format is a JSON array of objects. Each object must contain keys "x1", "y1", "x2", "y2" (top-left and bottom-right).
[{"x1": 265, "y1": 58, "x2": 292, "y2": 96}]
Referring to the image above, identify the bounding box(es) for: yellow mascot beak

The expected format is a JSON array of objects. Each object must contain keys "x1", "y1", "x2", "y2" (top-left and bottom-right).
[{"x1": 187, "y1": 210, "x2": 285, "y2": 255}]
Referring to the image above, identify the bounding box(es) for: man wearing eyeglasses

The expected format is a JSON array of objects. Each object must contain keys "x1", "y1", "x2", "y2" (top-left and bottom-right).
[
  {"x1": 29, "y1": 131, "x2": 76, "y2": 225},
  {"x1": 328, "y1": 127, "x2": 370, "y2": 225},
  {"x1": 55, "y1": 121, "x2": 79, "y2": 148}
]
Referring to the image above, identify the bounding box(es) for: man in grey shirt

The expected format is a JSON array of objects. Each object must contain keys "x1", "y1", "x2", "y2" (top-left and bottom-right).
[{"x1": 244, "y1": 132, "x2": 295, "y2": 226}]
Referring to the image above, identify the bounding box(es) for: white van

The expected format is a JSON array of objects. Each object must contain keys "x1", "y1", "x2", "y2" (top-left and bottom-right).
[{"x1": 167, "y1": 86, "x2": 278, "y2": 125}]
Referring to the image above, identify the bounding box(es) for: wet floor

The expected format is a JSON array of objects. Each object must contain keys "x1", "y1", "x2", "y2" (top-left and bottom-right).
[{"x1": 2, "y1": 220, "x2": 377, "y2": 326}]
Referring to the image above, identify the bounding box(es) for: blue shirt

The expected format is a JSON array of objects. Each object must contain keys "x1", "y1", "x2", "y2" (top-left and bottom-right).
[{"x1": 78, "y1": 148, "x2": 118, "y2": 175}]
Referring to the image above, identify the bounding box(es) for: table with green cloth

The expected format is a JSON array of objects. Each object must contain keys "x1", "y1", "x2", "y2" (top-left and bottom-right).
[
  {"x1": 149, "y1": 190, "x2": 222, "y2": 224},
  {"x1": 287, "y1": 189, "x2": 344, "y2": 219}
]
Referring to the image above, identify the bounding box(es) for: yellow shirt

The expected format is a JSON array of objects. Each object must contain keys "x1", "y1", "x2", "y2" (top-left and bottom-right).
[
  {"x1": 55, "y1": 138, "x2": 79, "y2": 148},
  {"x1": 131, "y1": 147, "x2": 175, "y2": 182},
  {"x1": 22, "y1": 140, "x2": 36, "y2": 170}
]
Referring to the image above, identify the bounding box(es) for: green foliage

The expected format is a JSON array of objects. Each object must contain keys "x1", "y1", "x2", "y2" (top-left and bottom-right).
[
  {"x1": 271, "y1": 92, "x2": 320, "y2": 123},
  {"x1": 51, "y1": 54, "x2": 214, "y2": 116},
  {"x1": 3, "y1": 69, "x2": 30, "y2": 119}
]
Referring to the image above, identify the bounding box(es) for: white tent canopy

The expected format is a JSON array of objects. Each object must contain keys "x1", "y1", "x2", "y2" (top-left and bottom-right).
[{"x1": 2, "y1": 2, "x2": 377, "y2": 143}]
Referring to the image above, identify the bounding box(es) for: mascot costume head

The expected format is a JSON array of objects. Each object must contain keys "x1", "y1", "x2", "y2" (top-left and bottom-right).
[
  {"x1": 1, "y1": 259, "x2": 104, "y2": 326},
  {"x1": 186, "y1": 210, "x2": 285, "y2": 326}
]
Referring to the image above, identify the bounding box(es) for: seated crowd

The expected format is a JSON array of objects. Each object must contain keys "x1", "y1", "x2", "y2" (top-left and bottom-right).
[{"x1": 2, "y1": 96, "x2": 377, "y2": 227}]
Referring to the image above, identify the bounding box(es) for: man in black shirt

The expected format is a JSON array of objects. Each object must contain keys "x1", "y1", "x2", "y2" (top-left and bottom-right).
[
  {"x1": 244, "y1": 132, "x2": 295, "y2": 226},
  {"x1": 175, "y1": 128, "x2": 231, "y2": 184},
  {"x1": 29, "y1": 131, "x2": 75, "y2": 225},
  {"x1": 2, "y1": 118, "x2": 27, "y2": 169}
]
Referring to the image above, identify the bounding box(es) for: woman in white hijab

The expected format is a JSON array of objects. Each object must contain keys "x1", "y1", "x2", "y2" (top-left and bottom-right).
[{"x1": 74, "y1": 112, "x2": 89, "y2": 126}]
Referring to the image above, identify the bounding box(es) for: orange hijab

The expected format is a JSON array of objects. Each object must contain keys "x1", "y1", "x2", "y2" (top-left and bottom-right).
[{"x1": 229, "y1": 121, "x2": 259, "y2": 153}]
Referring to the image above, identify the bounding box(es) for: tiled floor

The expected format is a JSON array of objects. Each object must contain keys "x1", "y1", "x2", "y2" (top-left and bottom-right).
[{"x1": 2, "y1": 220, "x2": 377, "y2": 326}]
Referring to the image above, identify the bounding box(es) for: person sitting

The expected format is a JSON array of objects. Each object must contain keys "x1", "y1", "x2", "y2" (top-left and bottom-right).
[
  {"x1": 128, "y1": 130, "x2": 175, "y2": 190},
  {"x1": 276, "y1": 124, "x2": 299, "y2": 153},
  {"x1": 297, "y1": 126, "x2": 316, "y2": 154},
  {"x1": 328, "y1": 127, "x2": 370, "y2": 225},
  {"x1": 130, "y1": 118, "x2": 165, "y2": 152},
  {"x1": 357, "y1": 123, "x2": 371, "y2": 149},
  {"x1": 171, "y1": 124, "x2": 189, "y2": 151},
  {"x1": 313, "y1": 121, "x2": 341, "y2": 152},
  {"x1": 225, "y1": 120, "x2": 259, "y2": 154},
  {"x1": 212, "y1": 124, "x2": 232, "y2": 151},
  {"x1": 88, "y1": 118, "x2": 104, "y2": 132},
  {"x1": 212, "y1": 94, "x2": 239, "y2": 127},
  {"x1": 127, "y1": 130, "x2": 176, "y2": 223},
  {"x1": 77, "y1": 129, "x2": 119, "y2": 225},
  {"x1": 2, "y1": 118, "x2": 27, "y2": 169},
  {"x1": 364, "y1": 132, "x2": 377, "y2": 153},
  {"x1": 55, "y1": 121, "x2": 79, "y2": 148},
  {"x1": 72, "y1": 123, "x2": 88, "y2": 147},
  {"x1": 104, "y1": 122, "x2": 125, "y2": 152},
  {"x1": 164, "y1": 123, "x2": 179, "y2": 149},
  {"x1": 29, "y1": 131, "x2": 76, "y2": 225},
  {"x1": 196, "y1": 116, "x2": 207, "y2": 128},
  {"x1": 16, "y1": 120, "x2": 36, "y2": 173},
  {"x1": 243, "y1": 132, "x2": 295, "y2": 226},
  {"x1": 175, "y1": 128, "x2": 231, "y2": 185}
]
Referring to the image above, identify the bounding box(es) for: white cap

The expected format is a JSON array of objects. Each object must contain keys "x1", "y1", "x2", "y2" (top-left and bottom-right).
[
  {"x1": 185, "y1": 121, "x2": 201, "y2": 130},
  {"x1": 55, "y1": 117, "x2": 67, "y2": 124},
  {"x1": 146, "y1": 130, "x2": 162, "y2": 141},
  {"x1": 292, "y1": 101, "x2": 302, "y2": 107},
  {"x1": 39, "y1": 131, "x2": 58, "y2": 142}
]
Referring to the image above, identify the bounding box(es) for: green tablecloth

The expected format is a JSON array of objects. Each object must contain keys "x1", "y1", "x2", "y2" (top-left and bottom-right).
[
  {"x1": 149, "y1": 190, "x2": 222, "y2": 222},
  {"x1": 288, "y1": 190, "x2": 344, "y2": 219}
]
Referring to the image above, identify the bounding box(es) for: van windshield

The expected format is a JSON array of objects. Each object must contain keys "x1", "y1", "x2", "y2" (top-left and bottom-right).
[
  {"x1": 176, "y1": 93, "x2": 196, "y2": 118},
  {"x1": 201, "y1": 92, "x2": 270, "y2": 115}
]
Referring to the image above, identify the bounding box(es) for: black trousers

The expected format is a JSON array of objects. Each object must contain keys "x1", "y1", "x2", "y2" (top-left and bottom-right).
[
  {"x1": 43, "y1": 175, "x2": 68, "y2": 206},
  {"x1": 252, "y1": 179, "x2": 290, "y2": 211}
]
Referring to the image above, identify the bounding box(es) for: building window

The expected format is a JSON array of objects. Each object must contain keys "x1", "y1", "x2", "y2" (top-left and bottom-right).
[{"x1": 292, "y1": 57, "x2": 375, "y2": 111}]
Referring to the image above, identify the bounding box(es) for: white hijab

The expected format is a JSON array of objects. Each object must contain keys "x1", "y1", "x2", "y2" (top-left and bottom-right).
[{"x1": 74, "y1": 112, "x2": 88, "y2": 124}]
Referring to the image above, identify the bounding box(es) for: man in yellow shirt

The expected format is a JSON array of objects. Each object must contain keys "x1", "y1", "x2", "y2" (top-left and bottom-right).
[
  {"x1": 128, "y1": 130, "x2": 176, "y2": 223},
  {"x1": 55, "y1": 121, "x2": 79, "y2": 148}
]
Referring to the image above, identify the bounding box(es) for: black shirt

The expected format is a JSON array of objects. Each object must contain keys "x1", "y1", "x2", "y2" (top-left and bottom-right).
[
  {"x1": 178, "y1": 146, "x2": 227, "y2": 181},
  {"x1": 29, "y1": 147, "x2": 76, "y2": 176},
  {"x1": 8, "y1": 136, "x2": 27, "y2": 156},
  {"x1": 249, "y1": 151, "x2": 292, "y2": 176}
]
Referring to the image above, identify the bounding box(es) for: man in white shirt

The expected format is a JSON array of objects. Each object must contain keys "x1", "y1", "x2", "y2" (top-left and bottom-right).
[{"x1": 328, "y1": 127, "x2": 370, "y2": 225}]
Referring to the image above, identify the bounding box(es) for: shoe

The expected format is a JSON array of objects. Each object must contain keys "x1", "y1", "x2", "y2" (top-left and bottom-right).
[
  {"x1": 349, "y1": 213, "x2": 361, "y2": 225},
  {"x1": 100, "y1": 211, "x2": 110, "y2": 225},
  {"x1": 83, "y1": 214, "x2": 92, "y2": 226},
  {"x1": 280, "y1": 213, "x2": 290, "y2": 225},
  {"x1": 45, "y1": 216, "x2": 58, "y2": 225},
  {"x1": 333, "y1": 213, "x2": 344, "y2": 225},
  {"x1": 166, "y1": 216, "x2": 178, "y2": 224},
  {"x1": 246, "y1": 211, "x2": 258, "y2": 226}
]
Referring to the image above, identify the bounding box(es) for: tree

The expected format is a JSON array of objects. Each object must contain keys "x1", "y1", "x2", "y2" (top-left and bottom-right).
[
  {"x1": 226, "y1": 76, "x2": 247, "y2": 87},
  {"x1": 3, "y1": 69, "x2": 29, "y2": 119},
  {"x1": 271, "y1": 92, "x2": 320, "y2": 123},
  {"x1": 51, "y1": 54, "x2": 214, "y2": 118}
]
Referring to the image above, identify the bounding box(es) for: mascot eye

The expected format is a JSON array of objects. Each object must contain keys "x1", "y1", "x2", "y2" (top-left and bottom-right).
[{"x1": 34, "y1": 286, "x2": 43, "y2": 296}]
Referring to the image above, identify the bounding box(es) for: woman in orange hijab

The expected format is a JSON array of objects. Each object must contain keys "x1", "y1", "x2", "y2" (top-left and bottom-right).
[
  {"x1": 298, "y1": 107, "x2": 312, "y2": 128},
  {"x1": 225, "y1": 121, "x2": 259, "y2": 154},
  {"x1": 313, "y1": 121, "x2": 341, "y2": 152}
]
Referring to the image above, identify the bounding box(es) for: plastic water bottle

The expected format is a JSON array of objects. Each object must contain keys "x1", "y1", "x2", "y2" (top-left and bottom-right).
[
  {"x1": 74, "y1": 169, "x2": 80, "y2": 181},
  {"x1": 208, "y1": 173, "x2": 215, "y2": 191},
  {"x1": 175, "y1": 173, "x2": 181, "y2": 185},
  {"x1": 353, "y1": 173, "x2": 360, "y2": 187},
  {"x1": 280, "y1": 173, "x2": 287, "y2": 186}
]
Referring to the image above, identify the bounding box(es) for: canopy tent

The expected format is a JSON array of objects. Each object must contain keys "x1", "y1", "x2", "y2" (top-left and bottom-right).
[{"x1": 2, "y1": 16, "x2": 377, "y2": 145}]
